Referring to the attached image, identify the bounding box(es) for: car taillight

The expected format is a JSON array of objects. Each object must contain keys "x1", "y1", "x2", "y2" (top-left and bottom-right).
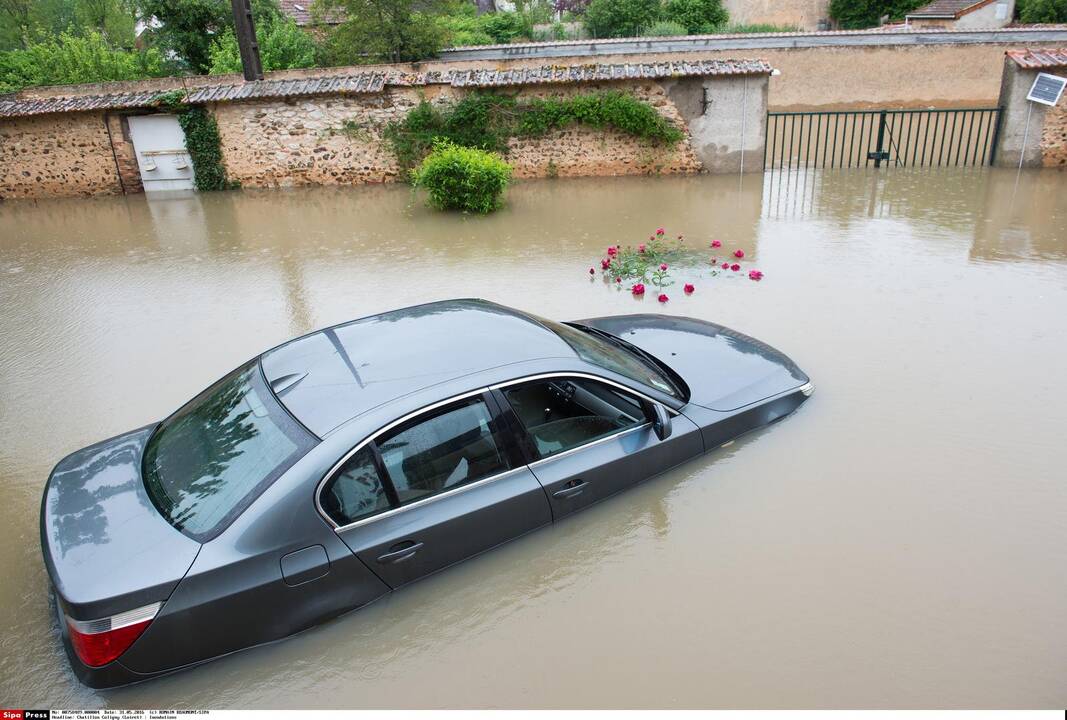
[{"x1": 65, "y1": 601, "x2": 161, "y2": 667}]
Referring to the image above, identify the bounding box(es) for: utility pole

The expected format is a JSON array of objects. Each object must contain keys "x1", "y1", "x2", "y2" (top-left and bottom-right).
[{"x1": 230, "y1": 0, "x2": 264, "y2": 81}]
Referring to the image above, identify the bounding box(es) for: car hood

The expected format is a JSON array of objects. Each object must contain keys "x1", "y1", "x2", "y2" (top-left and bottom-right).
[
  {"x1": 40, "y1": 426, "x2": 201, "y2": 619},
  {"x1": 577, "y1": 314, "x2": 809, "y2": 411}
]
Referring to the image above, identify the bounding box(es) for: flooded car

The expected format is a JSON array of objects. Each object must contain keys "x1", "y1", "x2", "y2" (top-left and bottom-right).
[{"x1": 40, "y1": 298, "x2": 812, "y2": 688}]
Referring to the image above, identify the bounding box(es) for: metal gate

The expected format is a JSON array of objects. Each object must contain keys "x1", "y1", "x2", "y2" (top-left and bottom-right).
[
  {"x1": 764, "y1": 108, "x2": 1002, "y2": 170},
  {"x1": 127, "y1": 114, "x2": 196, "y2": 192}
]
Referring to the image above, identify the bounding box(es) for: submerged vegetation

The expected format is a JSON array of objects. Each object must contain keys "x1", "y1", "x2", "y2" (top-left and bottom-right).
[{"x1": 412, "y1": 140, "x2": 512, "y2": 213}]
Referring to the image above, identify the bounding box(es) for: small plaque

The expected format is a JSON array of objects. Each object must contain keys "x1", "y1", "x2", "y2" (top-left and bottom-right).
[{"x1": 1026, "y1": 72, "x2": 1066, "y2": 107}]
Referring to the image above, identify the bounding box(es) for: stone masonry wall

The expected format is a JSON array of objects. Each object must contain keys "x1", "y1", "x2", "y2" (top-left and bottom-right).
[
  {"x1": 0, "y1": 112, "x2": 121, "y2": 198},
  {"x1": 213, "y1": 80, "x2": 702, "y2": 189},
  {"x1": 1041, "y1": 100, "x2": 1067, "y2": 168}
]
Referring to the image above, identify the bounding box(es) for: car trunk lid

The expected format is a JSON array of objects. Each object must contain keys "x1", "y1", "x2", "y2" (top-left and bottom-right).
[{"x1": 40, "y1": 426, "x2": 201, "y2": 621}]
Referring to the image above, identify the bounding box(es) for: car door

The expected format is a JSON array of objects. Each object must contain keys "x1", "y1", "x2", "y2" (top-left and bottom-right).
[
  {"x1": 495, "y1": 375, "x2": 703, "y2": 521},
  {"x1": 323, "y1": 392, "x2": 552, "y2": 589}
]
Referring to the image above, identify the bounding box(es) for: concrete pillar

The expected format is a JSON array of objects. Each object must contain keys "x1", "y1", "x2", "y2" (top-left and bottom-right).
[
  {"x1": 666, "y1": 74, "x2": 769, "y2": 174},
  {"x1": 994, "y1": 57, "x2": 1050, "y2": 168}
]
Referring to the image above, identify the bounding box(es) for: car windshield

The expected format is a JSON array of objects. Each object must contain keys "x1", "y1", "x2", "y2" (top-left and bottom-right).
[
  {"x1": 143, "y1": 361, "x2": 314, "y2": 541},
  {"x1": 539, "y1": 319, "x2": 684, "y2": 399}
]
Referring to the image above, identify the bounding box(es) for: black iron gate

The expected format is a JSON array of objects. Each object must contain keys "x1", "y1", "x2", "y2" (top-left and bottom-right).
[{"x1": 764, "y1": 108, "x2": 1002, "y2": 170}]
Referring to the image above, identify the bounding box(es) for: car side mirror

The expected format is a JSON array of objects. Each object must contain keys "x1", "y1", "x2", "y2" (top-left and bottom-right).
[{"x1": 651, "y1": 402, "x2": 672, "y2": 441}]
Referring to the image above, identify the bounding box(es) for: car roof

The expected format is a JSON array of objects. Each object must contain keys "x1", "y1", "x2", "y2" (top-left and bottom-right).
[{"x1": 260, "y1": 299, "x2": 581, "y2": 437}]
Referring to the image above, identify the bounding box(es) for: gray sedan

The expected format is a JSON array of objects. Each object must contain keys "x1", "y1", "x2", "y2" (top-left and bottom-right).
[{"x1": 40, "y1": 299, "x2": 813, "y2": 688}]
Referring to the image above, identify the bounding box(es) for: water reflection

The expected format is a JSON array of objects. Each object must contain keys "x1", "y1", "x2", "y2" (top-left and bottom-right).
[{"x1": 2, "y1": 169, "x2": 1066, "y2": 709}]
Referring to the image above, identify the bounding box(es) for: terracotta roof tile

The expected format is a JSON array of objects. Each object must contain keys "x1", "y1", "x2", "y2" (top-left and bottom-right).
[
  {"x1": 906, "y1": 0, "x2": 995, "y2": 18},
  {"x1": 1006, "y1": 48, "x2": 1067, "y2": 69}
]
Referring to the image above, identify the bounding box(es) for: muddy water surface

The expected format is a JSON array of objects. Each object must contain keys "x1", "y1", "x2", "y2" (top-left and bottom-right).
[{"x1": 1, "y1": 169, "x2": 1066, "y2": 708}]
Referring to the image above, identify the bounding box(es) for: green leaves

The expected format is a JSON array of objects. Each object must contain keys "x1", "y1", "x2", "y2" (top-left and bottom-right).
[
  {"x1": 384, "y1": 90, "x2": 683, "y2": 173},
  {"x1": 0, "y1": 30, "x2": 165, "y2": 93},
  {"x1": 411, "y1": 140, "x2": 512, "y2": 214},
  {"x1": 177, "y1": 107, "x2": 231, "y2": 192}
]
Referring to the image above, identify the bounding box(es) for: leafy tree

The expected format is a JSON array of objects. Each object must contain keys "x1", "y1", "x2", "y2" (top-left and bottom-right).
[
  {"x1": 660, "y1": 0, "x2": 727, "y2": 33},
  {"x1": 316, "y1": 0, "x2": 449, "y2": 64},
  {"x1": 1017, "y1": 0, "x2": 1067, "y2": 22},
  {"x1": 0, "y1": 30, "x2": 164, "y2": 93},
  {"x1": 208, "y1": 14, "x2": 316, "y2": 73},
  {"x1": 136, "y1": 0, "x2": 232, "y2": 72},
  {"x1": 582, "y1": 0, "x2": 660, "y2": 37},
  {"x1": 1, "y1": 0, "x2": 136, "y2": 51},
  {"x1": 828, "y1": 0, "x2": 924, "y2": 28}
]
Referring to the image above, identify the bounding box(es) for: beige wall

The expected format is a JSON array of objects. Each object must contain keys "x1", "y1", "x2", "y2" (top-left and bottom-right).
[
  {"x1": 0, "y1": 112, "x2": 121, "y2": 199},
  {"x1": 722, "y1": 0, "x2": 830, "y2": 30},
  {"x1": 1039, "y1": 92, "x2": 1067, "y2": 168}
]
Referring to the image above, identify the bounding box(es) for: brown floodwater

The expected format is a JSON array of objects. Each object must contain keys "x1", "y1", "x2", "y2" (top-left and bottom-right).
[{"x1": 1, "y1": 168, "x2": 1066, "y2": 708}]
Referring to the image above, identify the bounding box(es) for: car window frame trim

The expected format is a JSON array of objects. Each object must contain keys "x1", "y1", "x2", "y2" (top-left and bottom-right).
[{"x1": 316, "y1": 372, "x2": 680, "y2": 532}]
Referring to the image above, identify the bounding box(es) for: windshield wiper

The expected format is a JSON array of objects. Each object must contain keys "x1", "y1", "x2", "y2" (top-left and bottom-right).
[{"x1": 570, "y1": 323, "x2": 685, "y2": 398}]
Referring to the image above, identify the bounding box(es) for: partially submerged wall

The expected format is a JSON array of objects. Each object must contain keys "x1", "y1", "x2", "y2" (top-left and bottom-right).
[
  {"x1": 0, "y1": 112, "x2": 122, "y2": 198},
  {"x1": 994, "y1": 52, "x2": 1067, "y2": 168}
]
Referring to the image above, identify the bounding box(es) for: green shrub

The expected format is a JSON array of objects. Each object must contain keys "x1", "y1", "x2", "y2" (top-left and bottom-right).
[
  {"x1": 518, "y1": 91, "x2": 684, "y2": 144},
  {"x1": 660, "y1": 0, "x2": 728, "y2": 33},
  {"x1": 643, "y1": 20, "x2": 690, "y2": 35},
  {"x1": 412, "y1": 140, "x2": 512, "y2": 214},
  {"x1": 583, "y1": 0, "x2": 661, "y2": 37},
  {"x1": 1017, "y1": 0, "x2": 1067, "y2": 22},
  {"x1": 0, "y1": 31, "x2": 165, "y2": 93},
  {"x1": 383, "y1": 91, "x2": 683, "y2": 172}
]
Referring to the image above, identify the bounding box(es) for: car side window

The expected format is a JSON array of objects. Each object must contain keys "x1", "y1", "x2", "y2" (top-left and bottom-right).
[
  {"x1": 376, "y1": 397, "x2": 510, "y2": 505},
  {"x1": 321, "y1": 445, "x2": 391, "y2": 526},
  {"x1": 502, "y1": 378, "x2": 647, "y2": 459}
]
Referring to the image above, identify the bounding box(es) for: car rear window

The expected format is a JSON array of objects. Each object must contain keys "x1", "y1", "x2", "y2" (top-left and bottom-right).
[{"x1": 142, "y1": 361, "x2": 315, "y2": 541}]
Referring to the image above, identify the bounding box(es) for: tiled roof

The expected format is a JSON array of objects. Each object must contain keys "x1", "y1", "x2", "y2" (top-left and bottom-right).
[
  {"x1": 278, "y1": 0, "x2": 343, "y2": 26},
  {"x1": 0, "y1": 61, "x2": 772, "y2": 118},
  {"x1": 0, "y1": 90, "x2": 173, "y2": 118},
  {"x1": 906, "y1": 0, "x2": 993, "y2": 18},
  {"x1": 444, "y1": 60, "x2": 773, "y2": 87},
  {"x1": 1006, "y1": 48, "x2": 1067, "y2": 69},
  {"x1": 185, "y1": 74, "x2": 385, "y2": 102}
]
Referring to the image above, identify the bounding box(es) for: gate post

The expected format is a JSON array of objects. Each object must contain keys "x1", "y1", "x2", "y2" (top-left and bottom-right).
[{"x1": 874, "y1": 110, "x2": 887, "y2": 168}]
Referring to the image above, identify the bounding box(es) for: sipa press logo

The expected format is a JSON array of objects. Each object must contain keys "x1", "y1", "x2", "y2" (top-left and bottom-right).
[{"x1": 2, "y1": 712, "x2": 49, "y2": 720}]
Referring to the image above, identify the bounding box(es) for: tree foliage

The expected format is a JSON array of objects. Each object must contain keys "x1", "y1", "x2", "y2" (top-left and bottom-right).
[
  {"x1": 411, "y1": 140, "x2": 512, "y2": 214},
  {"x1": 582, "y1": 0, "x2": 660, "y2": 37},
  {"x1": 0, "y1": 30, "x2": 164, "y2": 93},
  {"x1": 316, "y1": 0, "x2": 450, "y2": 64},
  {"x1": 827, "y1": 0, "x2": 924, "y2": 28},
  {"x1": 1017, "y1": 0, "x2": 1067, "y2": 22},
  {"x1": 1, "y1": 0, "x2": 136, "y2": 51},
  {"x1": 208, "y1": 13, "x2": 316, "y2": 73},
  {"x1": 660, "y1": 0, "x2": 727, "y2": 32}
]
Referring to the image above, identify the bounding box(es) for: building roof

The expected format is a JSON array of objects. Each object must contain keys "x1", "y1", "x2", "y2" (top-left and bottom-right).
[
  {"x1": 0, "y1": 60, "x2": 773, "y2": 118},
  {"x1": 278, "y1": 0, "x2": 343, "y2": 26},
  {"x1": 260, "y1": 300, "x2": 580, "y2": 436},
  {"x1": 1006, "y1": 48, "x2": 1067, "y2": 69},
  {"x1": 906, "y1": 0, "x2": 997, "y2": 18}
]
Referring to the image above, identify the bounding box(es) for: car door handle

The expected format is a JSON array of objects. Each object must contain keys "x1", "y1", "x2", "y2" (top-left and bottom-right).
[
  {"x1": 376, "y1": 542, "x2": 423, "y2": 564},
  {"x1": 552, "y1": 480, "x2": 588, "y2": 499}
]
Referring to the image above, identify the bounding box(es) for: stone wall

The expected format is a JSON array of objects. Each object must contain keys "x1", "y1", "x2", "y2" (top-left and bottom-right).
[
  {"x1": 994, "y1": 55, "x2": 1067, "y2": 168},
  {"x1": 1041, "y1": 99, "x2": 1067, "y2": 167},
  {"x1": 212, "y1": 80, "x2": 708, "y2": 190},
  {"x1": 0, "y1": 112, "x2": 122, "y2": 198}
]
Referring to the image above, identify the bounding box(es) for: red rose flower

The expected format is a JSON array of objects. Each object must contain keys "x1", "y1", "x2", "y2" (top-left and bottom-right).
[
  {"x1": 632, "y1": 283, "x2": 646, "y2": 296},
  {"x1": 748, "y1": 270, "x2": 764, "y2": 281},
  {"x1": 638, "y1": 244, "x2": 647, "y2": 253},
  {"x1": 684, "y1": 283, "x2": 695, "y2": 294},
  {"x1": 721, "y1": 262, "x2": 730, "y2": 269},
  {"x1": 607, "y1": 246, "x2": 618, "y2": 257},
  {"x1": 601, "y1": 258, "x2": 611, "y2": 270},
  {"x1": 733, "y1": 249, "x2": 745, "y2": 259},
  {"x1": 656, "y1": 228, "x2": 665, "y2": 236},
  {"x1": 615, "y1": 277, "x2": 622, "y2": 283},
  {"x1": 658, "y1": 293, "x2": 669, "y2": 303},
  {"x1": 589, "y1": 267, "x2": 595, "y2": 275},
  {"x1": 711, "y1": 240, "x2": 722, "y2": 248},
  {"x1": 731, "y1": 263, "x2": 741, "y2": 271},
  {"x1": 659, "y1": 263, "x2": 668, "y2": 271}
]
